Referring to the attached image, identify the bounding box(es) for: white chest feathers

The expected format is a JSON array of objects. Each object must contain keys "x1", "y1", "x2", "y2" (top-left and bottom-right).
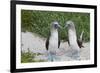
[
  {"x1": 68, "y1": 29, "x2": 80, "y2": 51},
  {"x1": 49, "y1": 30, "x2": 58, "y2": 50},
  {"x1": 68, "y1": 29, "x2": 77, "y2": 45}
]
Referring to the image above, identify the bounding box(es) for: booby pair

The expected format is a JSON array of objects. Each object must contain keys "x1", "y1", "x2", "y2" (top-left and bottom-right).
[{"x1": 46, "y1": 21, "x2": 84, "y2": 61}]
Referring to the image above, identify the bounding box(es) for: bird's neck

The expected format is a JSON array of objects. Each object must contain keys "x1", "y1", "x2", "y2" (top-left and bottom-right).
[
  {"x1": 68, "y1": 27, "x2": 76, "y2": 35},
  {"x1": 50, "y1": 29, "x2": 58, "y2": 36},
  {"x1": 68, "y1": 28, "x2": 77, "y2": 45}
]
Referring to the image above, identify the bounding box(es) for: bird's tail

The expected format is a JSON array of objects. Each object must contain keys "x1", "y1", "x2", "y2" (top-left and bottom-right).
[
  {"x1": 79, "y1": 30, "x2": 84, "y2": 41},
  {"x1": 77, "y1": 30, "x2": 84, "y2": 48}
]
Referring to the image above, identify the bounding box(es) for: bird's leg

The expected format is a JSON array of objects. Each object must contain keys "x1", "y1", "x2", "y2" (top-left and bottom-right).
[
  {"x1": 72, "y1": 50, "x2": 80, "y2": 60},
  {"x1": 48, "y1": 51, "x2": 54, "y2": 62}
]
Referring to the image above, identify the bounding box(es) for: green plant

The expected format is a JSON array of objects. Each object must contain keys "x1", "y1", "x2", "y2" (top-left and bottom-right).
[
  {"x1": 21, "y1": 50, "x2": 46, "y2": 63},
  {"x1": 21, "y1": 10, "x2": 90, "y2": 42}
]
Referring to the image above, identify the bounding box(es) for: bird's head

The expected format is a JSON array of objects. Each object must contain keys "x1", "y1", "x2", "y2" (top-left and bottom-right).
[
  {"x1": 51, "y1": 21, "x2": 62, "y2": 29},
  {"x1": 64, "y1": 20, "x2": 75, "y2": 29}
]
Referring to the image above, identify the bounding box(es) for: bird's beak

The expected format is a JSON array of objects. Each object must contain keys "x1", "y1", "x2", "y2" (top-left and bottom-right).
[
  {"x1": 64, "y1": 24, "x2": 68, "y2": 29},
  {"x1": 58, "y1": 24, "x2": 62, "y2": 29}
]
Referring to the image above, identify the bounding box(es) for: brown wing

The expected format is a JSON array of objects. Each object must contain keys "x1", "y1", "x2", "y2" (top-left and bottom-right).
[
  {"x1": 58, "y1": 32, "x2": 60, "y2": 48},
  {"x1": 67, "y1": 39, "x2": 70, "y2": 46},
  {"x1": 58, "y1": 38, "x2": 60, "y2": 48},
  {"x1": 46, "y1": 36, "x2": 49, "y2": 50},
  {"x1": 46, "y1": 31, "x2": 51, "y2": 50}
]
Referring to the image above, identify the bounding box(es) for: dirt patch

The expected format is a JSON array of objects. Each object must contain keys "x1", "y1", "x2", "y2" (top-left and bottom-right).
[{"x1": 21, "y1": 32, "x2": 90, "y2": 61}]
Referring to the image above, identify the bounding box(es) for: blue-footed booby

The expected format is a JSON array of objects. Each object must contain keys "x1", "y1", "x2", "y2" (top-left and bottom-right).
[
  {"x1": 45, "y1": 21, "x2": 62, "y2": 61},
  {"x1": 65, "y1": 20, "x2": 81, "y2": 60}
]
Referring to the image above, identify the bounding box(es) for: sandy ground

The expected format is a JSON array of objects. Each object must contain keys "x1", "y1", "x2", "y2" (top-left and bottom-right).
[{"x1": 21, "y1": 32, "x2": 90, "y2": 61}]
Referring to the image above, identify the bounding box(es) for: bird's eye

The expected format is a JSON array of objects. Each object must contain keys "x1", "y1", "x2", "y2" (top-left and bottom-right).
[
  {"x1": 54, "y1": 24, "x2": 58, "y2": 28},
  {"x1": 67, "y1": 24, "x2": 71, "y2": 27},
  {"x1": 67, "y1": 24, "x2": 70, "y2": 25}
]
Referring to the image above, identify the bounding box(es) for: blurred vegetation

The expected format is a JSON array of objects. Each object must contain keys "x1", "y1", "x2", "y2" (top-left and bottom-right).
[
  {"x1": 21, "y1": 10, "x2": 90, "y2": 42},
  {"x1": 21, "y1": 50, "x2": 46, "y2": 63}
]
